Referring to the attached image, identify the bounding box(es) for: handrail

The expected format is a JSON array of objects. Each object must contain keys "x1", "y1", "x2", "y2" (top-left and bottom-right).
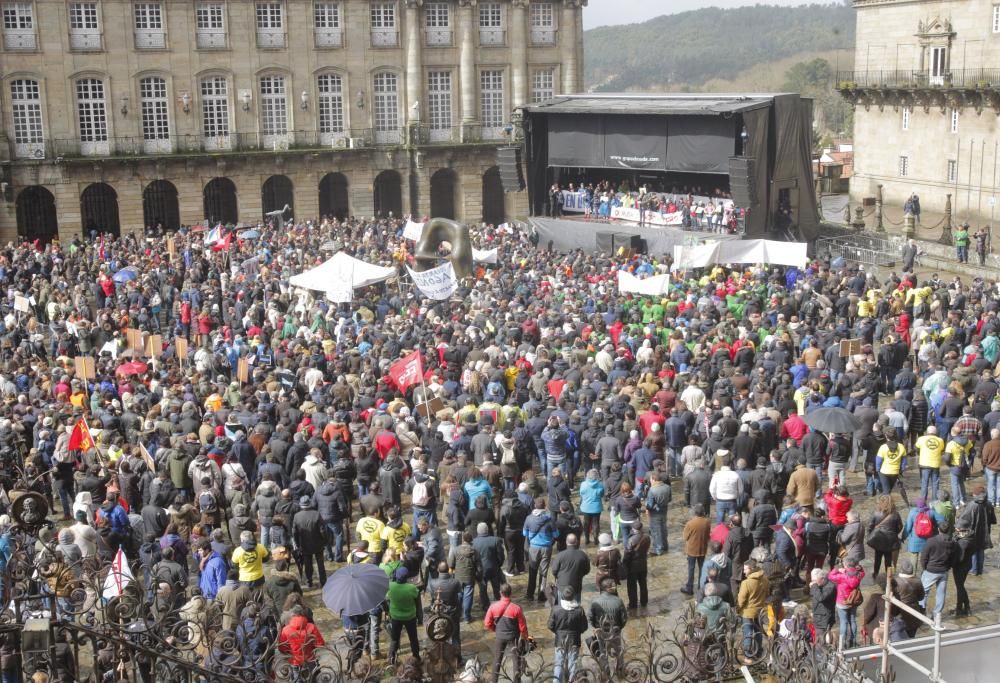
[{"x1": 881, "y1": 568, "x2": 948, "y2": 683}]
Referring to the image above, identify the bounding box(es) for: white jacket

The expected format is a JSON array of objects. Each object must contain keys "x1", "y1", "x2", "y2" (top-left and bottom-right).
[{"x1": 709, "y1": 467, "x2": 743, "y2": 502}]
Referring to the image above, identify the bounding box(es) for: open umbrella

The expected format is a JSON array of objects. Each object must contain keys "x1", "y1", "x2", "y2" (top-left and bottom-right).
[
  {"x1": 319, "y1": 240, "x2": 338, "y2": 252},
  {"x1": 239, "y1": 229, "x2": 261, "y2": 239},
  {"x1": 802, "y1": 407, "x2": 861, "y2": 434},
  {"x1": 321, "y1": 564, "x2": 389, "y2": 617},
  {"x1": 188, "y1": 224, "x2": 207, "y2": 233},
  {"x1": 115, "y1": 360, "x2": 149, "y2": 377},
  {"x1": 112, "y1": 267, "x2": 139, "y2": 284}
]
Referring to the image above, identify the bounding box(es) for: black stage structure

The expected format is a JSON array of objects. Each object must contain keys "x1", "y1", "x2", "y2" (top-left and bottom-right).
[{"x1": 519, "y1": 93, "x2": 819, "y2": 242}]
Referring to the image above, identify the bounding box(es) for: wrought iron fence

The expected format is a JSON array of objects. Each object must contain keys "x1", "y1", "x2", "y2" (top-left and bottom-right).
[
  {"x1": 816, "y1": 233, "x2": 904, "y2": 268},
  {"x1": 837, "y1": 69, "x2": 1000, "y2": 89}
]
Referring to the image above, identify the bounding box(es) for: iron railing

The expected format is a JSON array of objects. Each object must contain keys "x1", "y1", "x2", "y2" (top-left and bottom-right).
[
  {"x1": 837, "y1": 69, "x2": 1000, "y2": 89},
  {"x1": 816, "y1": 233, "x2": 904, "y2": 268}
]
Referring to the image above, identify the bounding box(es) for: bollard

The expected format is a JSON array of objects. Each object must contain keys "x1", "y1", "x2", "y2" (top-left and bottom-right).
[{"x1": 904, "y1": 213, "x2": 915, "y2": 239}]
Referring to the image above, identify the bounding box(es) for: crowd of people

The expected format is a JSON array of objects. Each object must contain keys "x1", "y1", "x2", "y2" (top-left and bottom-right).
[{"x1": 0, "y1": 210, "x2": 996, "y2": 682}]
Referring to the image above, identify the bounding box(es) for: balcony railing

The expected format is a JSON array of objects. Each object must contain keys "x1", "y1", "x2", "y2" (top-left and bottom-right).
[
  {"x1": 479, "y1": 28, "x2": 505, "y2": 46},
  {"x1": 196, "y1": 28, "x2": 225, "y2": 49},
  {"x1": 425, "y1": 27, "x2": 452, "y2": 46},
  {"x1": 371, "y1": 27, "x2": 398, "y2": 47},
  {"x1": 837, "y1": 69, "x2": 1000, "y2": 89},
  {"x1": 69, "y1": 30, "x2": 101, "y2": 50},
  {"x1": 314, "y1": 27, "x2": 343, "y2": 47},
  {"x1": 529, "y1": 27, "x2": 556, "y2": 45},
  {"x1": 256, "y1": 28, "x2": 285, "y2": 48},
  {"x1": 135, "y1": 28, "x2": 166, "y2": 48},
  {"x1": 3, "y1": 29, "x2": 37, "y2": 50}
]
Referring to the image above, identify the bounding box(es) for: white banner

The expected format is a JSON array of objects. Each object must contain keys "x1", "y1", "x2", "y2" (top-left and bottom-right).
[
  {"x1": 560, "y1": 190, "x2": 589, "y2": 213},
  {"x1": 671, "y1": 239, "x2": 809, "y2": 270},
  {"x1": 407, "y1": 261, "x2": 458, "y2": 300},
  {"x1": 610, "y1": 206, "x2": 684, "y2": 227},
  {"x1": 403, "y1": 219, "x2": 425, "y2": 241},
  {"x1": 472, "y1": 248, "x2": 498, "y2": 264},
  {"x1": 617, "y1": 270, "x2": 671, "y2": 296}
]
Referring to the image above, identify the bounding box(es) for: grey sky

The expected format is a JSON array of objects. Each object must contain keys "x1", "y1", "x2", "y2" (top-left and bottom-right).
[{"x1": 583, "y1": 0, "x2": 815, "y2": 30}]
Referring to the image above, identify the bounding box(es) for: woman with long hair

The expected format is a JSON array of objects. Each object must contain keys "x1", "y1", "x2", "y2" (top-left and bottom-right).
[{"x1": 866, "y1": 495, "x2": 902, "y2": 578}]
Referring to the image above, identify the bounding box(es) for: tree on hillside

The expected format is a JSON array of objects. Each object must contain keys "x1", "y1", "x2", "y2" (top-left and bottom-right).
[{"x1": 782, "y1": 58, "x2": 854, "y2": 138}]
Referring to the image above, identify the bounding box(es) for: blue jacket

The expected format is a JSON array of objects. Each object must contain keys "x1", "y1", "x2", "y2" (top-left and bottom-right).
[
  {"x1": 464, "y1": 479, "x2": 493, "y2": 510},
  {"x1": 103, "y1": 504, "x2": 130, "y2": 535},
  {"x1": 901, "y1": 507, "x2": 944, "y2": 554},
  {"x1": 0, "y1": 533, "x2": 11, "y2": 571},
  {"x1": 522, "y1": 510, "x2": 558, "y2": 548},
  {"x1": 541, "y1": 426, "x2": 569, "y2": 461},
  {"x1": 199, "y1": 552, "x2": 228, "y2": 600},
  {"x1": 578, "y1": 479, "x2": 605, "y2": 515}
]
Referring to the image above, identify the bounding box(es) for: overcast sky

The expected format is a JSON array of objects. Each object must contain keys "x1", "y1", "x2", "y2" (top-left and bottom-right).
[{"x1": 583, "y1": 0, "x2": 815, "y2": 29}]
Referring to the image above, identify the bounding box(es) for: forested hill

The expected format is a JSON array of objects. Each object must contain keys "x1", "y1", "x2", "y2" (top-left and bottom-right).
[{"x1": 584, "y1": 3, "x2": 856, "y2": 93}]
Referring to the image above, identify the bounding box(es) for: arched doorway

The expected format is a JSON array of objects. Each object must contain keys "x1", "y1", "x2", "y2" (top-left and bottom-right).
[
  {"x1": 262, "y1": 175, "x2": 294, "y2": 221},
  {"x1": 318, "y1": 173, "x2": 349, "y2": 220},
  {"x1": 203, "y1": 177, "x2": 238, "y2": 225},
  {"x1": 482, "y1": 166, "x2": 505, "y2": 226},
  {"x1": 80, "y1": 183, "x2": 120, "y2": 237},
  {"x1": 373, "y1": 170, "x2": 402, "y2": 218},
  {"x1": 142, "y1": 180, "x2": 180, "y2": 232},
  {"x1": 15, "y1": 186, "x2": 59, "y2": 244},
  {"x1": 430, "y1": 169, "x2": 457, "y2": 220}
]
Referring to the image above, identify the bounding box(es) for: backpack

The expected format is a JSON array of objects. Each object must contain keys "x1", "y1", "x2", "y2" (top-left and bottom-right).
[
  {"x1": 501, "y1": 443, "x2": 517, "y2": 466},
  {"x1": 199, "y1": 490, "x2": 218, "y2": 513},
  {"x1": 914, "y1": 511, "x2": 934, "y2": 539},
  {"x1": 411, "y1": 480, "x2": 430, "y2": 507}
]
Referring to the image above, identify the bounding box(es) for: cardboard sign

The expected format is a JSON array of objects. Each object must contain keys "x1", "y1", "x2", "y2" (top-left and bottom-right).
[
  {"x1": 415, "y1": 397, "x2": 445, "y2": 419},
  {"x1": 13, "y1": 295, "x2": 30, "y2": 313},
  {"x1": 175, "y1": 337, "x2": 188, "y2": 361},
  {"x1": 166, "y1": 237, "x2": 176, "y2": 259},
  {"x1": 139, "y1": 442, "x2": 156, "y2": 472},
  {"x1": 127, "y1": 328, "x2": 144, "y2": 352},
  {"x1": 237, "y1": 358, "x2": 250, "y2": 383},
  {"x1": 74, "y1": 356, "x2": 96, "y2": 381},
  {"x1": 839, "y1": 338, "x2": 863, "y2": 358},
  {"x1": 145, "y1": 334, "x2": 163, "y2": 358}
]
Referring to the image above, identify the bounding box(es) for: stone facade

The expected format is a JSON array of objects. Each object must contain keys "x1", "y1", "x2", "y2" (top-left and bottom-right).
[
  {"x1": 0, "y1": 0, "x2": 586, "y2": 240},
  {"x1": 841, "y1": 0, "x2": 1000, "y2": 224}
]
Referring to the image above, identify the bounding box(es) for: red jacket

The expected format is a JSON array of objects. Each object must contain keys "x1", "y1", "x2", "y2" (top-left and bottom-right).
[
  {"x1": 484, "y1": 597, "x2": 528, "y2": 639},
  {"x1": 823, "y1": 489, "x2": 853, "y2": 527},
  {"x1": 278, "y1": 615, "x2": 325, "y2": 665},
  {"x1": 828, "y1": 566, "x2": 865, "y2": 606},
  {"x1": 374, "y1": 430, "x2": 400, "y2": 459}
]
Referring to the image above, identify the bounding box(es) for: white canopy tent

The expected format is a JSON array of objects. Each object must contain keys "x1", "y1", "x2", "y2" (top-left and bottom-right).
[
  {"x1": 289, "y1": 251, "x2": 396, "y2": 302},
  {"x1": 671, "y1": 239, "x2": 808, "y2": 270}
]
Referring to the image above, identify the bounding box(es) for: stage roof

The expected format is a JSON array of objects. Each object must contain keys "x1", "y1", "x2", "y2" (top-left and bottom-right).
[{"x1": 522, "y1": 94, "x2": 778, "y2": 117}]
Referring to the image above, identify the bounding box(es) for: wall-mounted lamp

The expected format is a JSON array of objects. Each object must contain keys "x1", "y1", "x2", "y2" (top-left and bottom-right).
[
  {"x1": 119, "y1": 95, "x2": 129, "y2": 116},
  {"x1": 300, "y1": 90, "x2": 309, "y2": 110},
  {"x1": 356, "y1": 90, "x2": 365, "y2": 109},
  {"x1": 180, "y1": 91, "x2": 192, "y2": 113},
  {"x1": 240, "y1": 91, "x2": 252, "y2": 111}
]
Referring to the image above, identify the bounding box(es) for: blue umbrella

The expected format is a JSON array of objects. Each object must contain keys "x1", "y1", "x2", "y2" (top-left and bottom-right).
[
  {"x1": 321, "y1": 564, "x2": 389, "y2": 617},
  {"x1": 239, "y1": 229, "x2": 261, "y2": 239},
  {"x1": 112, "y1": 267, "x2": 139, "y2": 284}
]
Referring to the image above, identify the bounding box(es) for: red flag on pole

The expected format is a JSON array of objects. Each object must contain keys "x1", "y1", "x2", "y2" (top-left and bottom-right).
[
  {"x1": 388, "y1": 351, "x2": 424, "y2": 394},
  {"x1": 547, "y1": 379, "x2": 567, "y2": 402},
  {"x1": 68, "y1": 418, "x2": 94, "y2": 452}
]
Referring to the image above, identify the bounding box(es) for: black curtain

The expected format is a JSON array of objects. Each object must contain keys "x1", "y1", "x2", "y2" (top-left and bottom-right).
[{"x1": 741, "y1": 106, "x2": 771, "y2": 238}]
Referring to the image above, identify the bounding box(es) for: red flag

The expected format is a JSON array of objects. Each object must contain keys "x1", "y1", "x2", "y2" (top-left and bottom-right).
[
  {"x1": 388, "y1": 351, "x2": 424, "y2": 394},
  {"x1": 98, "y1": 233, "x2": 105, "y2": 260},
  {"x1": 547, "y1": 379, "x2": 567, "y2": 402},
  {"x1": 68, "y1": 418, "x2": 94, "y2": 452},
  {"x1": 211, "y1": 231, "x2": 234, "y2": 252}
]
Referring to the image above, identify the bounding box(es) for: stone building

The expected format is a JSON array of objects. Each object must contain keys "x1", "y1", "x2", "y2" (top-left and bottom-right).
[
  {"x1": 839, "y1": 0, "x2": 1000, "y2": 226},
  {"x1": 0, "y1": 0, "x2": 586, "y2": 241}
]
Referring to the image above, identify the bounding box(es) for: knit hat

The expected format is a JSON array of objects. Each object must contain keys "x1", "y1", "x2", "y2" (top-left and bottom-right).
[
  {"x1": 476, "y1": 523, "x2": 489, "y2": 536},
  {"x1": 598, "y1": 533, "x2": 612, "y2": 546},
  {"x1": 393, "y1": 567, "x2": 410, "y2": 582}
]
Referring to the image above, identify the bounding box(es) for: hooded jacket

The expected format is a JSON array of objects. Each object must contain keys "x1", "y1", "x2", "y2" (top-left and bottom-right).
[
  {"x1": 696, "y1": 595, "x2": 733, "y2": 631},
  {"x1": 278, "y1": 615, "x2": 325, "y2": 666},
  {"x1": 199, "y1": 551, "x2": 228, "y2": 600},
  {"x1": 737, "y1": 569, "x2": 769, "y2": 618},
  {"x1": 522, "y1": 509, "x2": 558, "y2": 548},
  {"x1": 291, "y1": 502, "x2": 325, "y2": 552},
  {"x1": 828, "y1": 566, "x2": 865, "y2": 606},
  {"x1": 265, "y1": 570, "x2": 303, "y2": 612},
  {"x1": 314, "y1": 480, "x2": 346, "y2": 522},
  {"x1": 699, "y1": 552, "x2": 731, "y2": 588},
  {"x1": 547, "y1": 598, "x2": 588, "y2": 647},
  {"x1": 252, "y1": 480, "x2": 280, "y2": 525}
]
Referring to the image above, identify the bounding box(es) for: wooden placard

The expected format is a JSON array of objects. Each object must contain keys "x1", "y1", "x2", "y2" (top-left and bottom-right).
[
  {"x1": 139, "y1": 442, "x2": 157, "y2": 472},
  {"x1": 73, "y1": 356, "x2": 96, "y2": 381},
  {"x1": 237, "y1": 358, "x2": 250, "y2": 383},
  {"x1": 415, "y1": 396, "x2": 445, "y2": 419},
  {"x1": 145, "y1": 334, "x2": 163, "y2": 357},
  {"x1": 13, "y1": 295, "x2": 30, "y2": 313},
  {"x1": 839, "y1": 338, "x2": 863, "y2": 358},
  {"x1": 175, "y1": 337, "x2": 188, "y2": 362},
  {"x1": 127, "y1": 328, "x2": 144, "y2": 352},
  {"x1": 166, "y1": 237, "x2": 176, "y2": 258}
]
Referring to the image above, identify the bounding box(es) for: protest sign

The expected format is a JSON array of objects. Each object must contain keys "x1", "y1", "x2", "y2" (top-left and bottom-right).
[{"x1": 406, "y1": 262, "x2": 458, "y2": 300}]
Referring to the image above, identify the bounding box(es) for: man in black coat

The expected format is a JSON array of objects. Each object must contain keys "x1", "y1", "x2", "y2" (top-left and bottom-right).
[
  {"x1": 472, "y1": 522, "x2": 505, "y2": 612},
  {"x1": 498, "y1": 490, "x2": 530, "y2": 576},
  {"x1": 426, "y1": 561, "x2": 464, "y2": 660},
  {"x1": 683, "y1": 459, "x2": 712, "y2": 516},
  {"x1": 548, "y1": 587, "x2": 588, "y2": 681},
  {"x1": 292, "y1": 496, "x2": 327, "y2": 588},
  {"x1": 550, "y1": 533, "x2": 591, "y2": 603},
  {"x1": 314, "y1": 475, "x2": 347, "y2": 562}
]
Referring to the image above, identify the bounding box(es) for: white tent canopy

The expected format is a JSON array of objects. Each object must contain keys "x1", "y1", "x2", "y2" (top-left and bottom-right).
[
  {"x1": 671, "y1": 239, "x2": 808, "y2": 270},
  {"x1": 289, "y1": 251, "x2": 396, "y2": 301}
]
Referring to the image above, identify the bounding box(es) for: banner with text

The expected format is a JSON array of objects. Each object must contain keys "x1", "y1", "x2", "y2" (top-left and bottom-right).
[
  {"x1": 610, "y1": 206, "x2": 684, "y2": 227},
  {"x1": 560, "y1": 191, "x2": 589, "y2": 213},
  {"x1": 407, "y1": 261, "x2": 458, "y2": 300},
  {"x1": 403, "y1": 220, "x2": 425, "y2": 241}
]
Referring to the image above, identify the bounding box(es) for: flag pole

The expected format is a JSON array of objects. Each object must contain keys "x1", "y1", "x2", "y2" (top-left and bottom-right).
[{"x1": 82, "y1": 416, "x2": 108, "y2": 466}]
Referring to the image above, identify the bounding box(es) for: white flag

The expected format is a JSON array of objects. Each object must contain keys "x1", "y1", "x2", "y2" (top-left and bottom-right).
[
  {"x1": 102, "y1": 547, "x2": 134, "y2": 600},
  {"x1": 407, "y1": 262, "x2": 458, "y2": 300}
]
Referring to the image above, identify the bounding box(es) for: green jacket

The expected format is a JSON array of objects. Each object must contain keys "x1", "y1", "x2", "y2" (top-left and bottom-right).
[
  {"x1": 387, "y1": 580, "x2": 421, "y2": 621},
  {"x1": 954, "y1": 229, "x2": 970, "y2": 246}
]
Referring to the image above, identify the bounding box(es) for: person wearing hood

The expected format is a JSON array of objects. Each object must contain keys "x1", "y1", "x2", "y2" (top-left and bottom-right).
[
  {"x1": 68, "y1": 511, "x2": 98, "y2": 558},
  {"x1": 168, "y1": 443, "x2": 194, "y2": 496},
  {"x1": 277, "y1": 606, "x2": 326, "y2": 674},
  {"x1": 73, "y1": 491, "x2": 96, "y2": 526},
  {"x1": 695, "y1": 581, "x2": 733, "y2": 633},
  {"x1": 699, "y1": 539, "x2": 731, "y2": 592},
  {"x1": 232, "y1": 530, "x2": 269, "y2": 588},
  {"x1": 737, "y1": 559, "x2": 769, "y2": 663},
  {"x1": 548, "y1": 585, "x2": 588, "y2": 683},
  {"x1": 292, "y1": 495, "x2": 326, "y2": 588},
  {"x1": 56, "y1": 529, "x2": 82, "y2": 575},
  {"x1": 300, "y1": 448, "x2": 327, "y2": 492},
  {"x1": 523, "y1": 497, "x2": 558, "y2": 603},
  {"x1": 198, "y1": 539, "x2": 228, "y2": 600},
  {"x1": 957, "y1": 483, "x2": 996, "y2": 575},
  {"x1": 251, "y1": 474, "x2": 281, "y2": 548},
  {"x1": 265, "y1": 557, "x2": 303, "y2": 614},
  {"x1": 227, "y1": 503, "x2": 256, "y2": 551},
  {"x1": 314, "y1": 475, "x2": 347, "y2": 563},
  {"x1": 188, "y1": 451, "x2": 222, "y2": 500}
]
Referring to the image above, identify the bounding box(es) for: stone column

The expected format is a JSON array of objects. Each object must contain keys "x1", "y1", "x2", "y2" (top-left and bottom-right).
[
  {"x1": 458, "y1": 0, "x2": 478, "y2": 134},
  {"x1": 510, "y1": 0, "x2": 528, "y2": 108},
  {"x1": 560, "y1": 0, "x2": 581, "y2": 94},
  {"x1": 405, "y1": 0, "x2": 423, "y2": 127}
]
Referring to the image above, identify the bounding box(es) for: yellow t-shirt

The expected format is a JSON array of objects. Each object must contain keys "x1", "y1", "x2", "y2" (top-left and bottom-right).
[
  {"x1": 914, "y1": 435, "x2": 945, "y2": 469},
  {"x1": 231, "y1": 543, "x2": 268, "y2": 583},
  {"x1": 945, "y1": 439, "x2": 973, "y2": 469},
  {"x1": 357, "y1": 517, "x2": 386, "y2": 553},
  {"x1": 380, "y1": 521, "x2": 412, "y2": 553},
  {"x1": 877, "y1": 443, "x2": 906, "y2": 475}
]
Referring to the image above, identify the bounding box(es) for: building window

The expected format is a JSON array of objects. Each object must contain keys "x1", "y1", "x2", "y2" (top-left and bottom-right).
[
  {"x1": 76, "y1": 78, "x2": 109, "y2": 155},
  {"x1": 424, "y1": 2, "x2": 451, "y2": 46},
  {"x1": 901, "y1": 107, "x2": 910, "y2": 130},
  {"x1": 529, "y1": 2, "x2": 556, "y2": 45},
  {"x1": 201, "y1": 76, "x2": 230, "y2": 148},
  {"x1": 479, "y1": 2, "x2": 504, "y2": 46},
  {"x1": 929, "y1": 46, "x2": 947, "y2": 85},
  {"x1": 427, "y1": 70, "x2": 452, "y2": 141},
  {"x1": 256, "y1": 2, "x2": 284, "y2": 47},
  {"x1": 314, "y1": 2, "x2": 342, "y2": 47},
  {"x1": 134, "y1": 2, "x2": 165, "y2": 48},
  {"x1": 480, "y1": 69, "x2": 505, "y2": 138},
  {"x1": 10, "y1": 79, "x2": 44, "y2": 158},
  {"x1": 195, "y1": 2, "x2": 225, "y2": 48},
  {"x1": 898, "y1": 155, "x2": 909, "y2": 177},
  {"x1": 317, "y1": 73, "x2": 345, "y2": 145},
  {"x1": 947, "y1": 159, "x2": 957, "y2": 182},
  {"x1": 370, "y1": 1, "x2": 397, "y2": 47},
  {"x1": 951, "y1": 108, "x2": 959, "y2": 133},
  {"x1": 993, "y1": 5, "x2": 1000, "y2": 33},
  {"x1": 259, "y1": 75, "x2": 289, "y2": 146},
  {"x1": 140, "y1": 76, "x2": 171, "y2": 153},
  {"x1": 2, "y1": 2, "x2": 37, "y2": 50},
  {"x1": 373, "y1": 72, "x2": 400, "y2": 144},
  {"x1": 531, "y1": 68, "x2": 554, "y2": 103},
  {"x1": 69, "y1": 2, "x2": 101, "y2": 50}
]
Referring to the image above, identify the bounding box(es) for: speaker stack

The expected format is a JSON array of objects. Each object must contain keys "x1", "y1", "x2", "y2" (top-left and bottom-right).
[
  {"x1": 497, "y1": 146, "x2": 525, "y2": 192},
  {"x1": 728, "y1": 156, "x2": 757, "y2": 208}
]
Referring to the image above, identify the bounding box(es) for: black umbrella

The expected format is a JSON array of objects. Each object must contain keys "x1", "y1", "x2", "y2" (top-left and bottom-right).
[
  {"x1": 802, "y1": 407, "x2": 861, "y2": 434},
  {"x1": 321, "y1": 564, "x2": 389, "y2": 617}
]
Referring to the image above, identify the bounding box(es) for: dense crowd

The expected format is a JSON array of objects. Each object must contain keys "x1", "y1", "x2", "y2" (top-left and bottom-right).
[{"x1": 0, "y1": 213, "x2": 997, "y2": 683}]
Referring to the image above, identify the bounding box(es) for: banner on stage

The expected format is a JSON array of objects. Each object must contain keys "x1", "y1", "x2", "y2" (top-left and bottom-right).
[
  {"x1": 406, "y1": 262, "x2": 458, "y2": 300},
  {"x1": 560, "y1": 190, "x2": 589, "y2": 213},
  {"x1": 610, "y1": 206, "x2": 684, "y2": 227}
]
